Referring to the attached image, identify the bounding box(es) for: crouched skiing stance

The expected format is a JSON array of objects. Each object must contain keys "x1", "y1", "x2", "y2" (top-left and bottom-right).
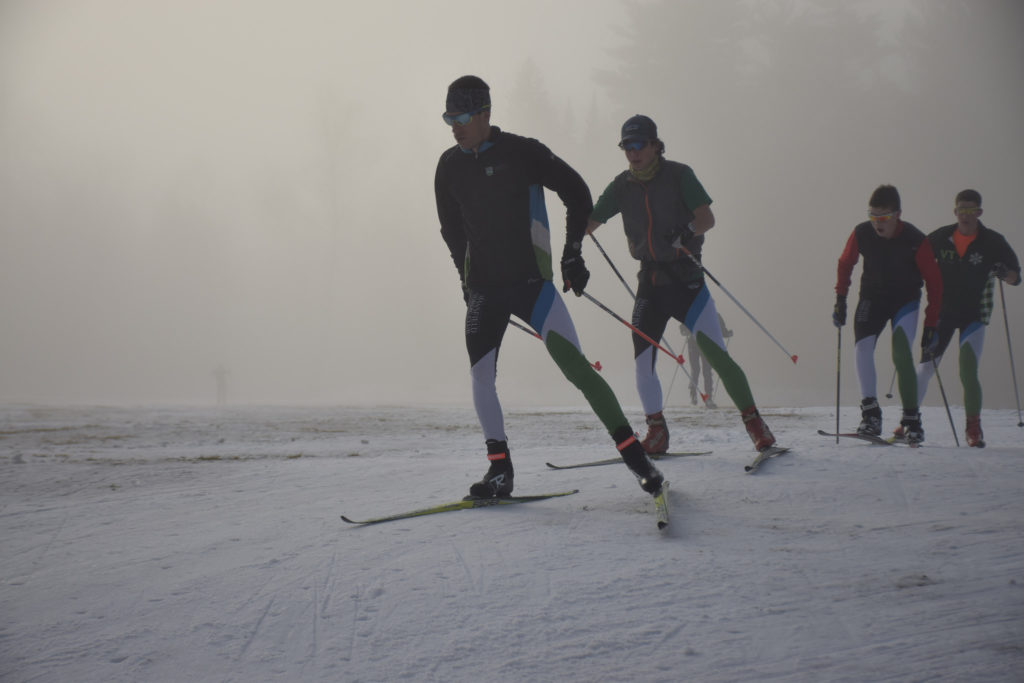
[
  {"x1": 434, "y1": 76, "x2": 662, "y2": 498},
  {"x1": 833, "y1": 184, "x2": 943, "y2": 444},
  {"x1": 586, "y1": 115, "x2": 775, "y2": 454}
]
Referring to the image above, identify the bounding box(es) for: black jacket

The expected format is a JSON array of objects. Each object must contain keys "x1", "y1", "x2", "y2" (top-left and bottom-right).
[
  {"x1": 434, "y1": 127, "x2": 592, "y2": 289},
  {"x1": 928, "y1": 221, "x2": 1020, "y2": 321}
]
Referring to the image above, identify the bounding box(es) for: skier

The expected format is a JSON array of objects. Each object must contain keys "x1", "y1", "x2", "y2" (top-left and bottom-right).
[
  {"x1": 586, "y1": 114, "x2": 776, "y2": 455},
  {"x1": 680, "y1": 314, "x2": 731, "y2": 408},
  {"x1": 833, "y1": 184, "x2": 943, "y2": 444},
  {"x1": 908, "y1": 189, "x2": 1020, "y2": 447},
  {"x1": 434, "y1": 77, "x2": 663, "y2": 499}
]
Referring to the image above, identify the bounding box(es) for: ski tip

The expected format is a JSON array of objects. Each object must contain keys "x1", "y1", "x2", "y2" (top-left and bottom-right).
[{"x1": 340, "y1": 516, "x2": 360, "y2": 524}]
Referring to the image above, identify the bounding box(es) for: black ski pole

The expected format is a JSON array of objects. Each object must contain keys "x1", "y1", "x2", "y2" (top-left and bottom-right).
[
  {"x1": 589, "y1": 233, "x2": 636, "y2": 300},
  {"x1": 885, "y1": 368, "x2": 897, "y2": 399},
  {"x1": 930, "y1": 357, "x2": 960, "y2": 447},
  {"x1": 998, "y1": 280, "x2": 1024, "y2": 427},
  {"x1": 580, "y1": 292, "x2": 684, "y2": 365},
  {"x1": 587, "y1": 233, "x2": 697, "y2": 392},
  {"x1": 508, "y1": 318, "x2": 602, "y2": 371},
  {"x1": 835, "y1": 327, "x2": 841, "y2": 444},
  {"x1": 678, "y1": 245, "x2": 798, "y2": 364}
]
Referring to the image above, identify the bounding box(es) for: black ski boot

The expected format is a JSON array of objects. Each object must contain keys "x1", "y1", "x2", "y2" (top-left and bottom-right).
[
  {"x1": 468, "y1": 440, "x2": 514, "y2": 499},
  {"x1": 857, "y1": 397, "x2": 882, "y2": 437},
  {"x1": 614, "y1": 427, "x2": 664, "y2": 495},
  {"x1": 899, "y1": 410, "x2": 924, "y2": 445}
]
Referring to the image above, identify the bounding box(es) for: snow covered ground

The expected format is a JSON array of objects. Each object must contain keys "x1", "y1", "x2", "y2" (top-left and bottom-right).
[{"x1": 2, "y1": 402, "x2": 1022, "y2": 682}]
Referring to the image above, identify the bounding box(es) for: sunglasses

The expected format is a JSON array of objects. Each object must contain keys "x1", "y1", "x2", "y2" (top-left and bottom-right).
[
  {"x1": 955, "y1": 206, "x2": 981, "y2": 216},
  {"x1": 867, "y1": 211, "x2": 897, "y2": 223},
  {"x1": 618, "y1": 140, "x2": 649, "y2": 152},
  {"x1": 442, "y1": 105, "x2": 489, "y2": 126}
]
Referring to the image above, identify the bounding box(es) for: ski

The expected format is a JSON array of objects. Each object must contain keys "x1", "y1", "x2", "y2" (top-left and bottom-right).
[
  {"x1": 885, "y1": 435, "x2": 921, "y2": 448},
  {"x1": 653, "y1": 481, "x2": 670, "y2": 530},
  {"x1": 817, "y1": 429, "x2": 892, "y2": 446},
  {"x1": 744, "y1": 446, "x2": 791, "y2": 473},
  {"x1": 545, "y1": 451, "x2": 711, "y2": 470},
  {"x1": 341, "y1": 490, "x2": 579, "y2": 526}
]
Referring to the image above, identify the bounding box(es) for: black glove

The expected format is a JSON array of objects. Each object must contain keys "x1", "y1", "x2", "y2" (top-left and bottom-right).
[
  {"x1": 670, "y1": 221, "x2": 698, "y2": 249},
  {"x1": 921, "y1": 326, "x2": 939, "y2": 361},
  {"x1": 993, "y1": 262, "x2": 1012, "y2": 281},
  {"x1": 832, "y1": 295, "x2": 847, "y2": 328},
  {"x1": 560, "y1": 242, "x2": 589, "y2": 296}
]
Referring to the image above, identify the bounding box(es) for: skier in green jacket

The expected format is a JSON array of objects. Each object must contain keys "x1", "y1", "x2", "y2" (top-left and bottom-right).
[{"x1": 586, "y1": 115, "x2": 776, "y2": 455}]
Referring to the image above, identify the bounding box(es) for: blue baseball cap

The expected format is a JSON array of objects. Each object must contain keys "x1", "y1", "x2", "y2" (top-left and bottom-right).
[{"x1": 620, "y1": 114, "x2": 658, "y2": 144}]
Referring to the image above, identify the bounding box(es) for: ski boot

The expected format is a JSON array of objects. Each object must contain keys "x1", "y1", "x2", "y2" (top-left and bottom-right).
[
  {"x1": 468, "y1": 440, "x2": 514, "y2": 498},
  {"x1": 966, "y1": 416, "x2": 985, "y2": 448},
  {"x1": 857, "y1": 397, "x2": 882, "y2": 437},
  {"x1": 899, "y1": 410, "x2": 924, "y2": 445},
  {"x1": 741, "y1": 406, "x2": 776, "y2": 451},
  {"x1": 614, "y1": 427, "x2": 664, "y2": 495},
  {"x1": 640, "y1": 411, "x2": 669, "y2": 454}
]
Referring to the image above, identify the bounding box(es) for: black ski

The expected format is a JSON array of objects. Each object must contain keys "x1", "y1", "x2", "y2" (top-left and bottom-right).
[
  {"x1": 545, "y1": 451, "x2": 711, "y2": 470},
  {"x1": 817, "y1": 429, "x2": 893, "y2": 446},
  {"x1": 341, "y1": 490, "x2": 579, "y2": 526},
  {"x1": 744, "y1": 446, "x2": 791, "y2": 473}
]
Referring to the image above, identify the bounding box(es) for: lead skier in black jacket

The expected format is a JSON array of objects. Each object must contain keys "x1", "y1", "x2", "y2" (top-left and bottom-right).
[{"x1": 434, "y1": 75, "x2": 662, "y2": 499}]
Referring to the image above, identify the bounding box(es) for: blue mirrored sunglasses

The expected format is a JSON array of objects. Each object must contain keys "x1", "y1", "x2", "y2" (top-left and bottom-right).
[
  {"x1": 442, "y1": 105, "x2": 490, "y2": 126},
  {"x1": 619, "y1": 140, "x2": 649, "y2": 152}
]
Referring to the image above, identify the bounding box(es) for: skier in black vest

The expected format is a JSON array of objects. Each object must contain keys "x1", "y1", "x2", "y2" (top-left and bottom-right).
[
  {"x1": 586, "y1": 115, "x2": 776, "y2": 455},
  {"x1": 833, "y1": 184, "x2": 943, "y2": 444}
]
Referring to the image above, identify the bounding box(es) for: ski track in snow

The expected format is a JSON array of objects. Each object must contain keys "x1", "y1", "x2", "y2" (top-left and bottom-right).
[{"x1": 1, "y1": 403, "x2": 1023, "y2": 682}]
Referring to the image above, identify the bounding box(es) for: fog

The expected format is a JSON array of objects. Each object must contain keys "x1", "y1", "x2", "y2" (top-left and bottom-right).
[{"x1": 2, "y1": 0, "x2": 1022, "y2": 412}]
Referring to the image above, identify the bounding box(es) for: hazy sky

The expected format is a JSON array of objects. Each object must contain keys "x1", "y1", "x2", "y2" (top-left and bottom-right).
[{"x1": 2, "y1": 0, "x2": 1022, "y2": 414}]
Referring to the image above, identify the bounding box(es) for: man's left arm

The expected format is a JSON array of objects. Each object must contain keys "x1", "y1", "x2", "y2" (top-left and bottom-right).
[
  {"x1": 991, "y1": 233, "x2": 1021, "y2": 285},
  {"x1": 537, "y1": 146, "x2": 594, "y2": 295},
  {"x1": 540, "y1": 149, "x2": 593, "y2": 248}
]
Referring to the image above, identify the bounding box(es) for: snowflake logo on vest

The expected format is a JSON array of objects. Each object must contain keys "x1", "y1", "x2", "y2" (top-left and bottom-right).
[{"x1": 969, "y1": 252, "x2": 984, "y2": 267}]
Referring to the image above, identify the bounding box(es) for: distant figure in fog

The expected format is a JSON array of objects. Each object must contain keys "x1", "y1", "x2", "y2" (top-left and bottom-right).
[
  {"x1": 213, "y1": 365, "x2": 229, "y2": 406},
  {"x1": 680, "y1": 313, "x2": 731, "y2": 408}
]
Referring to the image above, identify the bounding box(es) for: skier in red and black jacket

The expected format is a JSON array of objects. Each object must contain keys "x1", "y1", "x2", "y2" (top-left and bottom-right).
[
  {"x1": 913, "y1": 189, "x2": 1020, "y2": 447},
  {"x1": 833, "y1": 184, "x2": 943, "y2": 444}
]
